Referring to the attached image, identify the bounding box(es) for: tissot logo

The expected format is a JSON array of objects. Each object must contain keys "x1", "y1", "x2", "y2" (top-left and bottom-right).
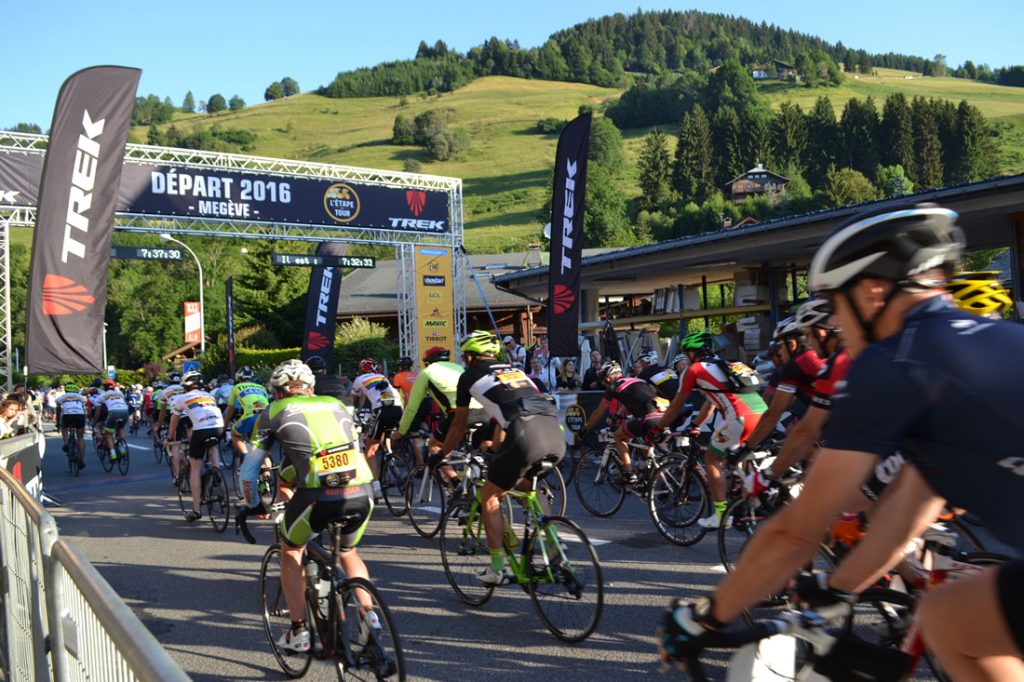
[
  {"x1": 0, "y1": 190, "x2": 20, "y2": 204},
  {"x1": 406, "y1": 190, "x2": 426, "y2": 217},
  {"x1": 41, "y1": 274, "x2": 95, "y2": 315},
  {"x1": 423, "y1": 275, "x2": 445, "y2": 286},
  {"x1": 307, "y1": 331, "x2": 329, "y2": 351},
  {"x1": 552, "y1": 283, "x2": 575, "y2": 314}
]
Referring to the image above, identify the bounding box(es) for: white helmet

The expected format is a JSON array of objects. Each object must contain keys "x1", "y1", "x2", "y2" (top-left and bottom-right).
[
  {"x1": 638, "y1": 349, "x2": 659, "y2": 365},
  {"x1": 269, "y1": 359, "x2": 315, "y2": 391},
  {"x1": 772, "y1": 316, "x2": 801, "y2": 340},
  {"x1": 795, "y1": 298, "x2": 837, "y2": 332}
]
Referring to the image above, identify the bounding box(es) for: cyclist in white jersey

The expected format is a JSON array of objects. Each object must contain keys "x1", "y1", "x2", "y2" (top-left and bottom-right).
[
  {"x1": 168, "y1": 372, "x2": 225, "y2": 521},
  {"x1": 351, "y1": 358, "x2": 404, "y2": 499},
  {"x1": 57, "y1": 384, "x2": 88, "y2": 468},
  {"x1": 93, "y1": 381, "x2": 130, "y2": 460}
]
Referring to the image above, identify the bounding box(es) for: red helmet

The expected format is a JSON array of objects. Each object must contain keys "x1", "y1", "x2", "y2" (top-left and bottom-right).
[
  {"x1": 422, "y1": 346, "x2": 450, "y2": 364},
  {"x1": 358, "y1": 358, "x2": 378, "y2": 375},
  {"x1": 102, "y1": 379, "x2": 116, "y2": 390}
]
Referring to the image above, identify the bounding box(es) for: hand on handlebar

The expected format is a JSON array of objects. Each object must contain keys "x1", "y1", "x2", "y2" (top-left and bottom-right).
[
  {"x1": 791, "y1": 572, "x2": 856, "y2": 610},
  {"x1": 657, "y1": 598, "x2": 713, "y2": 667}
]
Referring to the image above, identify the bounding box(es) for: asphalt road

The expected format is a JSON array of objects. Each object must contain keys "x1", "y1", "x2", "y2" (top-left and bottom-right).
[{"x1": 37, "y1": 424, "x2": 949, "y2": 681}]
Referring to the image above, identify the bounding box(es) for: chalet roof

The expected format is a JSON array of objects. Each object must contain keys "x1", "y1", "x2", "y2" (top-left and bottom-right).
[
  {"x1": 773, "y1": 59, "x2": 795, "y2": 69},
  {"x1": 161, "y1": 341, "x2": 200, "y2": 361},
  {"x1": 725, "y1": 164, "x2": 790, "y2": 187}
]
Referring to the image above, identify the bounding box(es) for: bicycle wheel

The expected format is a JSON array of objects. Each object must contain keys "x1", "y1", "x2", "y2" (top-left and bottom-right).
[
  {"x1": 68, "y1": 447, "x2": 80, "y2": 477},
  {"x1": 526, "y1": 515, "x2": 604, "y2": 642},
  {"x1": 380, "y1": 449, "x2": 410, "y2": 517},
  {"x1": 536, "y1": 464, "x2": 567, "y2": 517},
  {"x1": 177, "y1": 460, "x2": 193, "y2": 518},
  {"x1": 405, "y1": 466, "x2": 445, "y2": 538},
  {"x1": 116, "y1": 440, "x2": 130, "y2": 475},
  {"x1": 557, "y1": 443, "x2": 577, "y2": 486},
  {"x1": 220, "y1": 437, "x2": 236, "y2": 470},
  {"x1": 99, "y1": 444, "x2": 114, "y2": 472},
  {"x1": 332, "y1": 576, "x2": 406, "y2": 681},
  {"x1": 439, "y1": 499, "x2": 495, "y2": 606},
  {"x1": 205, "y1": 467, "x2": 231, "y2": 533},
  {"x1": 647, "y1": 457, "x2": 710, "y2": 547},
  {"x1": 259, "y1": 545, "x2": 313, "y2": 678},
  {"x1": 718, "y1": 496, "x2": 775, "y2": 572},
  {"x1": 153, "y1": 434, "x2": 164, "y2": 463},
  {"x1": 572, "y1": 449, "x2": 626, "y2": 517}
]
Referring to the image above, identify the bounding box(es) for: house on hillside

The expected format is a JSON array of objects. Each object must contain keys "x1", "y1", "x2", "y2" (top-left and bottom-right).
[
  {"x1": 751, "y1": 59, "x2": 798, "y2": 81},
  {"x1": 725, "y1": 165, "x2": 789, "y2": 204}
]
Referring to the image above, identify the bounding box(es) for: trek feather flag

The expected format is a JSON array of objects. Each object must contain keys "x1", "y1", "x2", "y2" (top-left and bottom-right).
[
  {"x1": 26, "y1": 66, "x2": 141, "y2": 373},
  {"x1": 301, "y1": 241, "x2": 348, "y2": 372},
  {"x1": 547, "y1": 112, "x2": 591, "y2": 357}
]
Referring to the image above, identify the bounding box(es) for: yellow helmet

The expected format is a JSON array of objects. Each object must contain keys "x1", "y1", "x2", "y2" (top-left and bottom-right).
[{"x1": 945, "y1": 271, "x2": 1013, "y2": 318}]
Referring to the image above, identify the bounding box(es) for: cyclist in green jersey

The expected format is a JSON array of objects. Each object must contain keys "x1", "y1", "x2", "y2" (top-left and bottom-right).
[{"x1": 250, "y1": 359, "x2": 375, "y2": 653}]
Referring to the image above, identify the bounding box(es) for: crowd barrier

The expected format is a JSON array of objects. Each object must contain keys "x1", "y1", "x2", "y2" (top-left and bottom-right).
[{"x1": 0, "y1": 433, "x2": 189, "y2": 681}]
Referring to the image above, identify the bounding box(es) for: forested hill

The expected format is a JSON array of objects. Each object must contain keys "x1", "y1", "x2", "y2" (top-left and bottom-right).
[{"x1": 317, "y1": 9, "x2": 1001, "y2": 98}]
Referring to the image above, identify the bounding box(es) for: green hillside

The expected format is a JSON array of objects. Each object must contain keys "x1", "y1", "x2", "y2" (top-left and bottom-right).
[{"x1": 134, "y1": 72, "x2": 1024, "y2": 251}]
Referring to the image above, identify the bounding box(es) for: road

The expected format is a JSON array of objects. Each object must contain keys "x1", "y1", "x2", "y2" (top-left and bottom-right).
[{"x1": 37, "y1": 424, "x2": 946, "y2": 681}]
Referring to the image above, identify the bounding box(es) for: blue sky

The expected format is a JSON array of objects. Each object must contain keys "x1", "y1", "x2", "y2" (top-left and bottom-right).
[{"x1": 3, "y1": 1, "x2": 1021, "y2": 130}]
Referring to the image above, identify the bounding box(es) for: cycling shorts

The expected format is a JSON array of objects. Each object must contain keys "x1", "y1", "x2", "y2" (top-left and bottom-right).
[
  {"x1": 279, "y1": 487, "x2": 372, "y2": 549},
  {"x1": 232, "y1": 414, "x2": 260, "y2": 440},
  {"x1": 61, "y1": 414, "x2": 86, "y2": 429},
  {"x1": 997, "y1": 560, "x2": 1024, "y2": 654},
  {"x1": 175, "y1": 416, "x2": 191, "y2": 441},
  {"x1": 367, "y1": 405, "x2": 403, "y2": 441},
  {"x1": 188, "y1": 426, "x2": 223, "y2": 460},
  {"x1": 708, "y1": 414, "x2": 759, "y2": 457},
  {"x1": 104, "y1": 410, "x2": 129, "y2": 432},
  {"x1": 623, "y1": 412, "x2": 664, "y2": 442},
  {"x1": 487, "y1": 413, "x2": 564, "y2": 490}
]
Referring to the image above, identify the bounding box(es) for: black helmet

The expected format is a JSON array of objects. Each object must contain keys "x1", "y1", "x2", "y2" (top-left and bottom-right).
[
  {"x1": 235, "y1": 365, "x2": 255, "y2": 382},
  {"x1": 396, "y1": 356, "x2": 413, "y2": 371},
  {"x1": 91, "y1": 378, "x2": 102, "y2": 388},
  {"x1": 305, "y1": 355, "x2": 328, "y2": 375},
  {"x1": 809, "y1": 204, "x2": 964, "y2": 294},
  {"x1": 167, "y1": 371, "x2": 182, "y2": 384}
]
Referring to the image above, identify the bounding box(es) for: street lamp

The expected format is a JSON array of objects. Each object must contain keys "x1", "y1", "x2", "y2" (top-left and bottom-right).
[{"x1": 159, "y1": 233, "x2": 205, "y2": 356}]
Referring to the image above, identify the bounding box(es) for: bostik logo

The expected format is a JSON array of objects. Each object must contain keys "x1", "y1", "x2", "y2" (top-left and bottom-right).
[
  {"x1": 42, "y1": 274, "x2": 95, "y2": 315},
  {"x1": 406, "y1": 190, "x2": 426, "y2": 217},
  {"x1": 559, "y1": 158, "x2": 578, "y2": 275},
  {"x1": 61, "y1": 110, "x2": 106, "y2": 264},
  {"x1": 552, "y1": 284, "x2": 575, "y2": 314},
  {"x1": 315, "y1": 267, "x2": 334, "y2": 325}
]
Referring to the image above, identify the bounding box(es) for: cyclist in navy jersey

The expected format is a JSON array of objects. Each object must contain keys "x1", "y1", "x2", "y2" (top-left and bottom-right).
[
  {"x1": 635, "y1": 349, "x2": 679, "y2": 401},
  {"x1": 658, "y1": 204, "x2": 1024, "y2": 681}
]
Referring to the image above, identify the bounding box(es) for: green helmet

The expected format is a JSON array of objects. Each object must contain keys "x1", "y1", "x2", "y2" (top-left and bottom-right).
[
  {"x1": 65, "y1": 383, "x2": 79, "y2": 393},
  {"x1": 681, "y1": 331, "x2": 714, "y2": 353},
  {"x1": 460, "y1": 330, "x2": 501, "y2": 356}
]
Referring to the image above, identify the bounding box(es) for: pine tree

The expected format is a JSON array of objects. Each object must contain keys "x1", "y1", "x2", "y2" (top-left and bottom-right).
[
  {"x1": 637, "y1": 129, "x2": 673, "y2": 212},
  {"x1": 673, "y1": 104, "x2": 715, "y2": 204},
  {"x1": 182, "y1": 91, "x2": 195, "y2": 113},
  {"x1": 839, "y1": 97, "x2": 879, "y2": 176},
  {"x1": 772, "y1": 101, "x2": 807, "y2": 173},
  {"x1": 804, "y1": 96, "x2": 837, "y2": 189},
  {"x1": 879, "y1": 93, "x2": 914, "y2": 173},
  {"x1": 712, "y1": 105, "x2": 744, "y2": 187},
  {"x1": 912, "y1": 97, "x2": 943, "y2": 188},
  {"x1": 742, "y1": 113, "x2": 774, "y2": 171},
  {"x1": 952, "y1": 100, "x2": 996, "y2": 183}
]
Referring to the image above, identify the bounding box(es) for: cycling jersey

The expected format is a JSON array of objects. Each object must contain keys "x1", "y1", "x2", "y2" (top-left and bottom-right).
[
  {"x1": 169, "y1": 389, "x2": 224, "y2": 430},
  {"x1": 457, "y1": 359, "x2": 557, "y2": 428},
  {"x1": 823, "y1": 297, "x2": 1024, "y2": 553},
  {"x1": 604, "y1": 377, "x2": 659, "y2": 419},
  {"x1": 810, "y1": 349, "x2": 851, "y2": 411},
  {"x1": 351, "y1": 372, "x2": 404, "y2": 411},
  {"x1": 638, "y1": 363, "x2": 679, "y2": 401},
  {"x1": 55, "y1": 392, "x2": 87, "y2": 416},
  {"x1": 212, "y1": 382, "x2": 234, "y2": 406},
  {"x1": 398, "y1": 361, "x2": 482, "y2": 435},
  {"x1": 775, "y1": 348, "x2": 825, "y2": 406},
  {"x1": 97, "y1": 389, "x2": 129, "y2": 413},
  {"x1": 679, "y1": 360, "x2": 767, "y2": 424},
  {"x1": 227, "y1": 381, "x2": 269, "y2": 420},
  {"x1": 252, "y1": 395, "x2": 372, "y2": 491},
  {"x1": 157, "y1": 384, "x2": 184, "y2": 411},
  {"x1": 392, "y1": 370, "x2": 417, "y2": 401}
]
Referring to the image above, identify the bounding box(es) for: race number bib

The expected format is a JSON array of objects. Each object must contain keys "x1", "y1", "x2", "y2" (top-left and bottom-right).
[
  {"x1": 315, "y1": 446, "x2": 358, "y2": 486},
  {"x1": 495, "y1": 369, "x2": 531, "y2": 389}
]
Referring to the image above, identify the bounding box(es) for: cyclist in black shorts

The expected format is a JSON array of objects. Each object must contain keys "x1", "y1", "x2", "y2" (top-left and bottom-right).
[
  {"x1": 440, "y1": 330, "x2": 564, "y2": 586},
  {"x1": 251, "y1": 359, "x2": 376, "y2": 653},
  {"x1": 658, "y1": 204, "x2": 1024, "y2": 680},
  {"x1": 167, "y1": 372, "x2": 225, "y2": 521}
]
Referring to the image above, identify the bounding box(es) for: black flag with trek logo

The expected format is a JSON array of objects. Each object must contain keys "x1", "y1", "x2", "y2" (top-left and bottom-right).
[
  {"x1": 547, "y1": 112, "x2": 591, "y2": 357},
  {"x1": 300, "y1": 242, "x2": 348, "y2": 372},
  {"x1": 26, "y1": 66, "x2": 140, "y2": 374}
]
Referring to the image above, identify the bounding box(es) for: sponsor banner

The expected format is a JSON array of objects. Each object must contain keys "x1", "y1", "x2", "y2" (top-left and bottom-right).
[
  {"x1": 547, "y1": 113, "x2": 591, "y2": 357},
  {"x1": 563, "y1": 403, "x2": 587, "y2": 433},
  {"x1": 0, "y1": 152, "x2": 450, "y2": 234},
  {"x1": 226, "y1": 277, "x2": 236, "y2": 376},
  {"x1": 300, "y1": 242, "x2": 347, "y2": 371},
  {"x1": 414, "y1": 246, "x2": 455, "y2": 361},
  {"x1": 184, "y1": 301, "x2": 201, "y2": 345},
  {"x1": 25, "y1": 66, "x2": 141, "y2": 374}
]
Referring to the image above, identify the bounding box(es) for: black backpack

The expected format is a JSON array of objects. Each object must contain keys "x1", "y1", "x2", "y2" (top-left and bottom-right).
[{"x1": 707, "y1": 357, "x2": 762, "y2": 394}]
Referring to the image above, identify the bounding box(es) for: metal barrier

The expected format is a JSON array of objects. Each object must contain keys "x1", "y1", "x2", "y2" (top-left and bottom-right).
[{"x1": 0, "y1": 460, "x2": 190, "y2": 681}]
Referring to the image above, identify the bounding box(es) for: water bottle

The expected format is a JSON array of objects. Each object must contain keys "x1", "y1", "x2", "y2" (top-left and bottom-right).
[
  {"x1": 502, "y1": 518, "x2": 519, "y2": 551},
  {"x1": 305, "y1": 560, "x2": 319, "y2": 591}
]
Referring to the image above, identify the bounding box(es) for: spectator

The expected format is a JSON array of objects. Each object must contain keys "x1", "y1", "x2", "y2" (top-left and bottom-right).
[
  {"x1": 582, "y1": 349, "x2": 604, "y2": 390},
  {"x1": 527, "y1": 355, "x2": 555, "y2": 394},
  {"x1": 0, "y1": 399, "x2": 22, "y2": 438},
  {"x1": 503, "y1": 335, "x2": 526, "y2": 369},
  {"x1": 557, "y1": 359, "x2": 582, "y2": 390},
  {"x1": 10, "y1": 385, "x2": 37, "y2": 429}
]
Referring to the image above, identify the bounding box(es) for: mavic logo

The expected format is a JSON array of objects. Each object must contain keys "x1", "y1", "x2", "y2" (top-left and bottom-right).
[
  {"x1": 306, "y1": 331, "x2": 329, "y2": 351},
  {"x1": 406, "y1": 190, "x2": 426, "y2": 217},
  {"x1": 998, "y1": 456, "x2": 1024, "y2": 477},
  {"x1": 42, "y1": 274, "x2": 95, "y2": 315},
  {"x1": 552, "y1": 283, "x2": 575, "y2": 314},
  {"x1": 0, "y1": 190, "x2": 20, "y2": 204}
]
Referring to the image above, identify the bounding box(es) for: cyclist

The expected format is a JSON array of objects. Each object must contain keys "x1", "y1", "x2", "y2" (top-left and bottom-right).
[
  {"x1": 396, "y1": 346, "x2": 485, "y2": 479},
  {"x1": 212, "y1": 373, "x2": 234, "y2": 413},
  {"x1": 440, "y1": 331, "x2": 562, "y2": 586},
  {"x1": 168, "y1": 371, "x2": 224, "y2": 522},
  {"x1": 946, "y1": 270, "x2": 1013, "y2": 319},
  {"x1": 56, "y1": 383, "x2": 88, "y2": 468},
  {"x1": 658, "y1": 204, "x2": 1024, "y2": 681},
  {"x1": 351, "y1": 358, "x2": 403, "y2": 501},
  {"x1": 306, "y1": 356, "x2": 349, "y2": 403},
  {"x1": 581, "y1": 360, "x2": 665, "y2": 483},
  {"x1": 636, "y1": 349, "x2": 679, "y2": 402},
  {"x1": 657, "y1": 331, "x2": 767, "y2": 529},
  {"x1": 126, "y1": 384, "x2": 143, "y2": 430},
  {"x1": 391, "y1": 356, "x2": 418, "y2": 403},
  {"x1": 93, "y1": 380, "x2": 130, "y2": 460},
  {"x1": 251, "y1": 359, "x2": 375, "y2": 653}
]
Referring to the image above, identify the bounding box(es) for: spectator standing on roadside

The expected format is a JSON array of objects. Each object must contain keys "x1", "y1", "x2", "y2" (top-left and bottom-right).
[
  {"x1": 582, "y1": 349, "x2": 604, "y2": 390},
  {"x1": 503, "y1": 335, "x2": 526, "y2": 369},
  {"x1": 557, "y1": 359, "x2": 582, "y2": 390}
]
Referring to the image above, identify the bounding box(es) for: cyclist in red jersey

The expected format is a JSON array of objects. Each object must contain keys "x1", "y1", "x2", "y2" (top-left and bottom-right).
[
  {"x1": 659, "y1": 331, "x2": 767, "y2": 528},
  {"x1": 739, "y1": 315, "x2": 824, "y2": 451}
]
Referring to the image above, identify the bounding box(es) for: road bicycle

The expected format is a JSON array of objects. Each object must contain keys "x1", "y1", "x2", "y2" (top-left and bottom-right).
[
  {"x1": 174, "y1": 437, "x2": 231, "y2": 532},
  {"x1": 255, "y1": 503, "x2": 406, "y2": 680},
  {"x1": 377, "y1": 431, "x2": 412, "y2": 517},
  {"x1": 65, "y1": 427, "x2": 83, "y2": 476},
  {"x1": 152, "y1": 424, "x2": 167, "y2": 464},
  {"x1": 112, "y1": 431, "x2": 130, "y2": 475},
  {"x1": 440, "y1": 455, "x2": 603, "y2": 642}
]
